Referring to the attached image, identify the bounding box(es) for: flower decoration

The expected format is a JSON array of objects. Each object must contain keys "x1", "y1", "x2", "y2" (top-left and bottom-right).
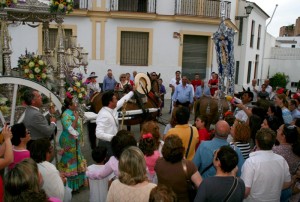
[
  {"x1": 0, "y1": 0, "x2": 17, "y2": 8},
  {"x1": 50, "y1": 0, "x2": 73, "y2": 14},
  {"x1": 65, "y1": 72, "x2": 87, "y2": 104},
  {"x1": 18, "y1": 53, "x2": 48, "y2": 84},
  {"x1": 0, "y1": 97, "x2": 10, "y2": 116}
]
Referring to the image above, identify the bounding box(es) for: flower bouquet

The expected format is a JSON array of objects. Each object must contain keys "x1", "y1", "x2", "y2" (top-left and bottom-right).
[
  {"x1": 65, "y1": 72, "x2": 87, "y2": 104},
  {"x1": 19, "y1": 53, "x2": 48, "y2": 84},
  {"x1": 50, "y1": 0, "x2": 73, "y2": 14},
  {"x1": 0, "y1": 0, "x2": 17, "y2": 8}
]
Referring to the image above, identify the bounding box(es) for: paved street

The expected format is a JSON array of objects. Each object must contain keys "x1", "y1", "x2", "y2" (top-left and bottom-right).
[{"x1": 72, "y1": 99, "x2": 194, "y2": 201}]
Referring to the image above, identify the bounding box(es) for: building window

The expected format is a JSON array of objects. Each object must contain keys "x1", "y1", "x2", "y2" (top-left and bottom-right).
[
  {"x1": 247, "y1": 61, "x2": 252, "y2": 83},
  {"x1": 292, "y1": 45, "x2": 296, "y2": 48},
  {"x1": 43, "y1": 28, "x2": 73, "y2": 50},
  {"x1": 238, "y1": 20, "x2": 243, "y2": 46},
  {"x1": 120, "y1": 31, "x2": 149, "y2": 66},
  {"x1": 254, "y1": 55, "x2": 259, "y2": 79},
  {"x1": 257, "y1": 24, "x2": 261, "y2": 49},
  {"x1": 250, "y1": 20, "x2": 255, "y2": 48},
  {"x1": 235, "y1": 61, "x2": 239, "y2": 84}
]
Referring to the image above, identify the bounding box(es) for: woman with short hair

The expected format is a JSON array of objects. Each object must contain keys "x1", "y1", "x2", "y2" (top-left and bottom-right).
[
  {"x1": 106, "y1": 146, "x2": 156, "y2": 202},
  {"x1": 155, "y1": 135, "x2": 202, "y2": 202}
]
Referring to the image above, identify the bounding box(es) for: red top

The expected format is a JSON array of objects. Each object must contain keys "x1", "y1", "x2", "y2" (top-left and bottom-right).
[
  {"x1": 208, "y1": 78, "x2": 218, "y2": 96},
  {"x1": 191, "y1": 80, "x2": 202, "y2": 91},
  {"x1": 195, "y1": 128, "x2": 210, "y2": 150}
]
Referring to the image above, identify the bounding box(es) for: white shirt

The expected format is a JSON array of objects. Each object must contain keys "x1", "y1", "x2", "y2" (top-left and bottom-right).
[
  {"x1": 265, "y1": 85, "x2": 272, "y2": 94},
  {"x1": 243, "y1": 83, "x2": 258, "y2": 102},
  {"x1": 169, "y1": 77, "x2": 181, "y2": 88},
  {"x1": 88, "y1": 164, "x2": 112, "y2": 202},
  {"x1": 96, "y1": 91, "x2": 134, "y2": 141},
  {"x1": 88, "y1": 82, "x2": 101, "y2": 94},
  {"x1": 38, "y1": 161, "x2": 65, "y2": 201},
  {"x1": 241, "y1": 150, "x2": 291, "y2": 202}
]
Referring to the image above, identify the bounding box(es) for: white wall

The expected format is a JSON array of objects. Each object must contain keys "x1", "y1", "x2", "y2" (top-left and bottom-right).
[{"x1": 234, "y1": 1, "x2": 269, "y2": 90}]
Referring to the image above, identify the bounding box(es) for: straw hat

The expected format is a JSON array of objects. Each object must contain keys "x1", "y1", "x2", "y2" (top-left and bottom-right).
[
  {"x1": 134, "y1": 73, "x2": 151, "y2": 94},
  {"x1": 88, "y1": 72, "x2": 97, "y2": 79}
]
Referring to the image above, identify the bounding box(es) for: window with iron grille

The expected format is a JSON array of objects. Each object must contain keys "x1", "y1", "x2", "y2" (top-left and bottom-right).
[
  {"x1": 43, "y1": 28, "x2": 73, "y2": 50},
  {"x1": 235, "y1": 61, "x2": 239, "y2": 84},
  {"x1": 247, "y1": 61, "x2": 252, "y2": 83},
  {"x1": 120, "y1": 31, "x2": 149, "y2": 66},
  {"x1": 257, "y1": 24, "x2": 261, "y2": 49},
  {"x1": 250, "y1": 20, "x2": 255, "y2": 48}
]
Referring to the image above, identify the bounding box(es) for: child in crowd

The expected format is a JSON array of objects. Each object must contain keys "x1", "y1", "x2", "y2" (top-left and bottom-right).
[
  {"x1": 149, "y1": 185, "x2": 177, "y2": 202},
  {"x1": 195, "y1": 115, "x2": 210, "y2": 150},
  {"x1": 139, "y1": 133, "x2": 160, "y2": 183},
  {"x1": 8, "y1": 123, "x2": 30, "y2": 169},
  {"x1": 88, "y1": 146, "x2": 112, "y2": 202}
]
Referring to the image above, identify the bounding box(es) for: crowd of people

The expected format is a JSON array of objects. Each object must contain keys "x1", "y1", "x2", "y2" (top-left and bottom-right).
[{"x1": 1, "y1": 69, "x2": 300, "y2": 202}]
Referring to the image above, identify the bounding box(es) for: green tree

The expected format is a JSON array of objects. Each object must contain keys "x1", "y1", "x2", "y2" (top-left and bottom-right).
[{"x1": 269, "y1": 72, "x2": 289, "y2": 89}]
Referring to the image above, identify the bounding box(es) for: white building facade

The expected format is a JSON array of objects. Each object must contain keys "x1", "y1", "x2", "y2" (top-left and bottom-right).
[{"x1": 8, "y1": 0, "x2": 273, "y2": 97}]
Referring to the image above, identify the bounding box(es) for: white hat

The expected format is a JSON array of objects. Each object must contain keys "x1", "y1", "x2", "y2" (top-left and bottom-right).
[
  {"x1": 88, "y1": 72, "x2": 97, "y2": 79},
  {"x1": 134, "y1": 73, "x2": 151, "y2": 94}
]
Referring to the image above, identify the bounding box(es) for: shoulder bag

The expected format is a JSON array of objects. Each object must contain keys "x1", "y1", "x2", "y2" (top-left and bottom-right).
[{"x1": 182, "y1": 160, "x2": 197, "y2": 201}]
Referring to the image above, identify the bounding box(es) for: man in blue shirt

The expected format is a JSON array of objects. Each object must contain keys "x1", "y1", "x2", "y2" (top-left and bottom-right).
[
  {"x1": 194, "y1": 80, "x2": 211, "y2": 99},
  {"x1": 172, "y1": 76, "x2": 193, "y2": 109},
  {"x1": 193, "y1": 120, "x2": 245, "y2": 178},
  {"x1": 102, "y1": 69, "x2": 117, "y2": 91}
]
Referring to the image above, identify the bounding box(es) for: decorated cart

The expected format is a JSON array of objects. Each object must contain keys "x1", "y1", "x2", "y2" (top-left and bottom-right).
[{"x1": 0, "y1": 0, "x2": 89, "y2": 126}]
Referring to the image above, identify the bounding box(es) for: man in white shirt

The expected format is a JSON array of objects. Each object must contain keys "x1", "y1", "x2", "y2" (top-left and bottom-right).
[
  {"x1": 241, "y1": 128, "x2": 291, "y2": 202},
  {"x1": 234, "y1": 91, "x2": 253, "y2": 122},
  {"x1": 169, "y1": 70, "x2": 181, "y2": 113},
  {"x1": 264, "y1": 79, "x2": 272, "y2": 98},
  {"x1": 243, "y1": 79, "x2": 258, "y2": 102},
  {"x1": 95, "y1": 86, "x2": 136, "y2": 156}
]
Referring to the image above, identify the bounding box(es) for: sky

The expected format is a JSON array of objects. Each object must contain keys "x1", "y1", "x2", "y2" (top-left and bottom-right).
[{"x1": 250, "y1": 0, "x2": 300, "y2": 37}]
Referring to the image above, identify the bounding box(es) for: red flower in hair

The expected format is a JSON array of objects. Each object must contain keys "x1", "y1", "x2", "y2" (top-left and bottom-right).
[{"x1": 142, "y1": 133, "x2": 153, "y2": 139}]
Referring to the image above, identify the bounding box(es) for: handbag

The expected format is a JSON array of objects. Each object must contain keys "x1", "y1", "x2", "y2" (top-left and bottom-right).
[{"x1": 182, "y1": 160, "x2": 197, "y2": 202}]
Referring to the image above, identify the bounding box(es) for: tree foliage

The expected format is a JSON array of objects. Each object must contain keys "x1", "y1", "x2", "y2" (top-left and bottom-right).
[{"x1": 269, "y1": 72, "x2": 289, "y2": 89}]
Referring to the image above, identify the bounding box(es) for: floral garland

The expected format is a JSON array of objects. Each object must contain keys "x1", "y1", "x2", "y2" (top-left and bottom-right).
[
  {"x1": 19, "y1": 53, "x2": 48, "y2": 84},
  {"x1": 50, "y1": 0, "x2": 73, "y2": 14},
  {"x1": 65, "y1": 72, "x2": 87, "y2": 104},
  {"x1": 0, "y1": 0, "x2": 17, "y2": 8},
  {"x1": 0, "y1": 97, "x2": 10, "y2": 116}
]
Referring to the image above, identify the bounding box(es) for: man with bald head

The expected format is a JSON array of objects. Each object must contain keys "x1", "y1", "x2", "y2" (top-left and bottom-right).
[{"x1": 192, "y1": 120, "x2": 245, "y2": 178}]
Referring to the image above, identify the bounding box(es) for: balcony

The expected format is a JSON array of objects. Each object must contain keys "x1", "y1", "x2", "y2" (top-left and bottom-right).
[
  {"x1": 110, "y1": 0, "x2": 156, "y2": 13},
  {"x1": 175, "y1": 0, "x2": 231, "y2": 19}
]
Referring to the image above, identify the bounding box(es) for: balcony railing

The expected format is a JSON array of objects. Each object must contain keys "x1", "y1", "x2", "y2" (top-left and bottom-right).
[
  {"x1": 110, "y1": 0, "x2": 156, "y2": 13},
  {"x1": 73, "y1": 0, "x2": 88, "y2": 10},
  {"x1": 175, "y1": 0, "x2": 231, "y2": 18}
]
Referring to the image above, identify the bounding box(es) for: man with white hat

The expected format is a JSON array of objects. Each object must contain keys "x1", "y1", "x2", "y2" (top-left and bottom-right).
[{"x1": 86, "y1": 72, "x2": 101, "y2": 99}]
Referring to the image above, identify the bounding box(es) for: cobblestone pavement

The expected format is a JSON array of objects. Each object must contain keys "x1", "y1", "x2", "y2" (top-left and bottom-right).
[{"x1": 72, "y1": 99, "x2": 195, "y2": 201}]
